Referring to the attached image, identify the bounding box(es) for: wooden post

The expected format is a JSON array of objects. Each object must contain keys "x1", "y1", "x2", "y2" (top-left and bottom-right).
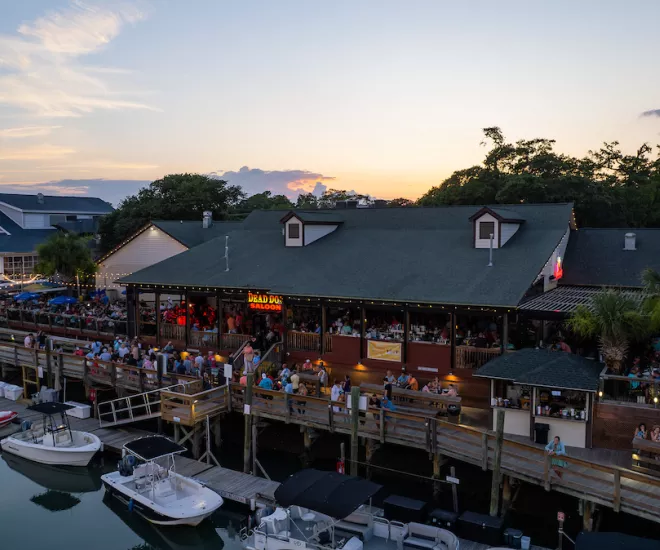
[
  {"x1": 403, "y1": 306, "x2": 410, "y2": 364},
  {"x1": 481, "y1": 433, "x2": 489, "y2": 471},
  {"x1": 501, "y1": 312, "x2": 508, "y2": 355},
  {"x1": 450, "y1": 465, "x2": 459, "y2": 513},
  {"x1": 243, "y1": 373, "x2": 253, "y2": 473},
  {"x1": 320, "y1": 301, "x2": 327, "y2": 355},
  {"x1": 365, "y1": 438, "x2": 377, "y2": 480},
  {"x1": 184, "y1": 290, "x2": 190, "y2": 348},
  {"x1": 433, "y1": 451, "x2": 442, "y2": 499},
  {"x1": 449, "y1": 310, "x2": 456, "y2": 372},
  {"x1": 303, "y1": 427, "x2": 313, "y2": 467},
  {"x1": 281, "y1": 297, "x2": 288, "y2": 361},
  {"x1": 217, "y1": 294, "x2": 223, "y2": 349},
  {"x1": 155, "y1": 291, "x2": 161, "y2": 347},
  {"x1": 173, "y1": 423, "x2": 180, "y2": 443},
  {"x1": 252, "y1": 421, "x2": 258, "y2": 475},
  {"x1": 359, "y1": 305, "x2": 366, "y2": 362},
  {"x1": 501, "y1": 475, "x2": 512, "y2": 516},
  {"x1": 613, "y1": 470, "x2": 621, "y2": 512},
  {"x1": 213, "y1": 416, "x2": 222, "y2": 447},
  {"x1": 350, "y1": 386, "x2": 360, "y2": 476},
  {"x1": 582, "y1": 500, "x2": 593, "y2": 532},
  {"x1": 489, "y1": 409, "x2": 505, "y2": 517}
]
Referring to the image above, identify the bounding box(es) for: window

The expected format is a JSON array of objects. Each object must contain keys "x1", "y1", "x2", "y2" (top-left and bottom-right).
[
  {"x1": 66, "y1": 215, "x2": 78, "y2": 222},
  {"x1": 288, "y1": 223, "x2": 300, "y2": 239},
  {"x1": 3, "y1": 255, "x2": 39, "y2": 276},
  {"x1": 479, "y1": 221, "x2": 495, "y2": 240}
]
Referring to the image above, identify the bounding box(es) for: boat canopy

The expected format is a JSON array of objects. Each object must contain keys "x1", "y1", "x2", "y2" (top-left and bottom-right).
[
  {"x1": 274, "y1": 469, "x2": 382, "y2": 519},
  {"x1": 576, "y1": 532, "x2": 660, "y2": 550},
  {"x1": 124, "y1": 436, "x2": 186, "y2": 461},
  {"x1": 27, "y1": 402, "x2": 75, "y2": 415}
]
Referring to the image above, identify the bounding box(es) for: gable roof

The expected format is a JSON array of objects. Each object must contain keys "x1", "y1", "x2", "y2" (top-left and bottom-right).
[
  {"x1": 280, "y1": 211, "x2": 344, "y2": 224},
  {"x1": 0, "y1": 211, "x2": 55, "y2": 253},
  {"x1": 468, "y1": 206, "x2": 526, "y2": 223},
  {"x1": 152, "y1": 220, "x2": 243, "y2": 248},
  {"x1": 561, "y1": 228, "x2": 660, "y2": 288},
  {"x1": 475, "y1": 348, "x2": 603, "y2": 391},
  {"x1": 119, "y1": 203, "x2": 573, "y2": 308},
  {"x1": 0, "y1": 193, "x2": 112, "y2": 214}
]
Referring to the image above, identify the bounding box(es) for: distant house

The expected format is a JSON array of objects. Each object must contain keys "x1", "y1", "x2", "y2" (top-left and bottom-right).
[
  {"x1": 0, "y1": 193, "x2": 112, "y2": 280},
  {"x1": 96, "y1": 214, "x2": 242, "y2": 292}
]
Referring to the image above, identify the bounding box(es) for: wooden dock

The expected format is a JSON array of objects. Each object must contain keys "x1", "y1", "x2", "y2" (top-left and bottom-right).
[{"x1": 0, "y1": 396, "x2": 279, "y2": 507}]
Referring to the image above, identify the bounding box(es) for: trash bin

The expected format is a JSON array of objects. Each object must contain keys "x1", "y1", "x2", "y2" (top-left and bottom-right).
[
  {"x1": 534, "y1": 422, "x2": 550, "y2": 445},
  {"x1": 521, "y1": 535, "x2": 531, "y2": 550},
  {"x1": 504, "y1": 528, "x2": 523, "y2": 549}
]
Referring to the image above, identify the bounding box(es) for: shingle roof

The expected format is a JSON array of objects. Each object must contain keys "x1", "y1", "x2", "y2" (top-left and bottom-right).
[
  {"x1": 475, "y1": 348, "x2": 603, "y2": 391},
  {"x1": 561, "y1": 228, "x2": 660, "y2": 288},
  {"x1": 0, "y1": 212, "x2": 55, "y2": 253},
  {"x1": 282, "y1": 211, "x2": 344, "y2": 224},
  {"x1": 120, "y1": 204, "x2": 573, "y2": 307},
  {"x1": 152, "y1": 220, "x2": 243, "y2": 249},
  {"x1": 469, "y1": 206, "x2": 526, "y2": 223},
  {"x1": 0, "y1": 193, "x2": 112, "y2": 213}
]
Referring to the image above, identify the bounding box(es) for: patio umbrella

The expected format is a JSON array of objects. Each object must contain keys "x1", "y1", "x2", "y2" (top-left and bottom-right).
[
  {"x1": 48, "y1": 296, "x2": 78, "y2": 305},
  {"x1": 13, "y1": 292, "x2": 39, "y2": 301}
]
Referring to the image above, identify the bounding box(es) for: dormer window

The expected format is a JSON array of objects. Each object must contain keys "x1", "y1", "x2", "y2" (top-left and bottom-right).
[
  {"x1": 288, "y1": 223, "x2": 300, "y2": 240},
  {"x1": 469, "y1": 207, "x2": 525, "y2": 249},
  {"x1": 280, "y1": 211, "x2": 343, "y2": 247}
]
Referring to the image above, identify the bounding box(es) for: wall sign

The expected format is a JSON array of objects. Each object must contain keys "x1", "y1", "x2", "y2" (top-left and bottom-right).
[
  {"x1": 553, "y1": 256, "x2": 563, "y2": 280},
  {"x1": 248, "y1": 292, "x2": 283, "y2": 311}
]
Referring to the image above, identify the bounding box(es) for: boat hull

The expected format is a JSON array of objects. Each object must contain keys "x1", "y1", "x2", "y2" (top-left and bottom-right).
[
  {"x1": 101, "y1": 476, "x2": 222, "y2": 527},
  {"x1": 0, "y1": 411, "x2": 18, "y2": 428},
  {"x1": 0, "y1": 431, "x2": 101, "y2": 466}
]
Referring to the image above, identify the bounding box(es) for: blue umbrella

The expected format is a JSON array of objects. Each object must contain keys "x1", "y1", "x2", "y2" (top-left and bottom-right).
[
  {"x1": 49, "y1": 296, "x2": 78, "y2": 305},
  {"x1": 14, "y1": 292, "x2": 39, "y2": 301}
]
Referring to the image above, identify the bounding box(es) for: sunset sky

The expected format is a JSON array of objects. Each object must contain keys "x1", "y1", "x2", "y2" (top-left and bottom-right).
[{"x1": 1, "y1": 0, "x2": 660, "y2": 205}]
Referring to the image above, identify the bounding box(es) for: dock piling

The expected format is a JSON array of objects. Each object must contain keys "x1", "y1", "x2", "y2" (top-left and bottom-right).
[{"x1": 489, "y1": 409, "x2": 505, "y2": 517}]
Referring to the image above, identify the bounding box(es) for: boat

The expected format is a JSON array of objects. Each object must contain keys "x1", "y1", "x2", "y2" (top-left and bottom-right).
[
  {"x1": 0, "y1": 402, "x2": 101, "y2": 466},
  {"x1": 242, "y1": 469, "x2": 460, "y2": 550},
  {"x1": 101, "y1": 435, "x2": 224, "y2": 526},
  {"x1": 0, "y1": 411, "x2": 18, "y2": 428}
]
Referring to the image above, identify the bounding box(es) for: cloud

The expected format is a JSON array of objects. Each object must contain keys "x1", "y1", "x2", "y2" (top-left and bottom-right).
[
  {"x1": 211, "y1": 166, "x2": 335, "y2": 198},
  {"x1": 0, "y1": 126, "x2": 61, "y2": 138},
  {"x1": 0, "y1": 144, "x2": 75, "y2": 160},
  {"x1": 640, "y1": 109, "x2": 660, "y2": 118},
  {"x1": 0, "y1": 1, "x2": 157, "y2": 117}
]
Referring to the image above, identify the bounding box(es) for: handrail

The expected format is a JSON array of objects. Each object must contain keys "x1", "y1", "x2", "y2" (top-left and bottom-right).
[{"x1": 254, "y1": 340, "x2": 282, "y2": 377}]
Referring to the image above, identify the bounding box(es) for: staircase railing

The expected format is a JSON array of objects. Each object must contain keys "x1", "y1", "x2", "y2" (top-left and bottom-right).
[{"x1": 254, "y1": 340, "x2": 283, "y2": 377}]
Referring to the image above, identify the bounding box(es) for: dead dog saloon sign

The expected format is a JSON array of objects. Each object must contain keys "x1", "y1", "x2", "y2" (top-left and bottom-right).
[{"x1": 247, "y1": 292, "x2": 283, "y2": 311}]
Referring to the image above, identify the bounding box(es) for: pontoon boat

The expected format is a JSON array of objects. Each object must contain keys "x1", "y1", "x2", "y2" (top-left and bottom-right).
[
  {"x1": 101, "y1": 435, "x2": 224, "y2": 526},
  {"x1": 0, "y1": 402, "x2": 100, "y2": 466}
]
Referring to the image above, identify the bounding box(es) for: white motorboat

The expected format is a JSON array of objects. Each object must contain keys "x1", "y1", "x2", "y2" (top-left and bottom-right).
[
  {"x1": 0, "y1": 410, "x2": 18, "y2": 428},
  {"x1": 101, "y1": 435, "x2": 224, "y2": 526},
  {"x1": 242, "y1": 470, "x2": 460, "y2": 550},
  {"x1": 0, "y1": 402, "x2": 101, "y2": 466}
]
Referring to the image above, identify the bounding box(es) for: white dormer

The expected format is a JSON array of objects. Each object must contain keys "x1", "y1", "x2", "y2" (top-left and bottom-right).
[
  {"x1": 469, "y1": 207, "x2": 525, "y2": 249},
  {"x1": 280, "y1": 211, "x2": 343, "y2": 247}
]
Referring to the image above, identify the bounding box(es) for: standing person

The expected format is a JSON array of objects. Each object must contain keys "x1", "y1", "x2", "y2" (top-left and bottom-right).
[
  {"x1": 635, "y1": 423, "x2": 648, "y2": 440},
  {"x1": 343, "y1": 375, "x2": 352, "y2": 394},
  {"x1": 290, "y1": 369, "x2": 300, "y2": 393},
  {"x1": 545, "y1": 436, "x2": 567, "y2": 478},
  {"x1": 258, "y1": 373, "x2": 273, "y2": 390},
  {"x1": 297, "y1": 382, "x2": 308, "y2": 415},
  {"x1": 194, "y1": 353, "x2": 204, "y2": 376},
  {"x1": 331, "y1": 379, "x2": 342, "y2": 413},
  {"x1": 37, "y1": 330, "x2": 46, "y2": 349},
  {"x1": 243, "y1": 340, "x2": 254, "y2": 371},
  {"x1": 183, "y1": 354, "x2": 192, "y2": 375},
  {"x1": 24, "y1": 333, "x2": 34, "y2": 349},
  {"x1": 385, "y1": 370, "x2": 396, "y2": 385}
]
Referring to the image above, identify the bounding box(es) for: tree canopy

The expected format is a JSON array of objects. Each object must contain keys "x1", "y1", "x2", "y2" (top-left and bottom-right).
[
  {"x1": 418, "y1": 127, "x2": 660, "y2": 228},
  {"x1": 35, "y1": 233, "x2": 96, "y2": 280}
]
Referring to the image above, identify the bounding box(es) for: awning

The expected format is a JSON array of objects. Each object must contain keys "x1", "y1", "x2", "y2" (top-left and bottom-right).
[
  {"x1": 519, "y1": 285, "x2": 645, "y2": 314},
  {"x1": 124, "y1": 436, "x2": 186, "y2": 461},
  {"x1": 274, "y1": 469, "x2": 382, "y2": 519},
  {"x1": 576, "y1": 532, "x2": 660, "y2": 550},
  {"x1": 27, "y1": 402, "x2": 75, "y2": 415}
]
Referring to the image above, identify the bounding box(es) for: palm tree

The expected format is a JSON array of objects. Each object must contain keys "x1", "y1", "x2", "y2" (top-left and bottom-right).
[{"x1": 567, "y1": 289, "x2": 648, "y2": 373}]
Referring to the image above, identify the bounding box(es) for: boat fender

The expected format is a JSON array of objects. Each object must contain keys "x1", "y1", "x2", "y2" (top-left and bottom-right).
[{"x1": 128, "y1": 498, "x2": 134, "y2": 513}]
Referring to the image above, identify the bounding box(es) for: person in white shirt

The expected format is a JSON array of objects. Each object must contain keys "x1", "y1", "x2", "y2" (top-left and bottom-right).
[
  {"x1": 330, "y1": 379, "x2": 343, "y2": 412},
  {"x1": 118, "y1": 343, "x2": 129, "y2": 358},
  {"x1": 24, "y1": 334, "x2": 33, "y2": 348}
]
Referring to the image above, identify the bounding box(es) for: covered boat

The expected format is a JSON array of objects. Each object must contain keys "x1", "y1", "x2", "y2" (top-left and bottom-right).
[
  {"x1": 0, "y1": 402, "x2": 100, "y2": 466},
  {"x1": 242, "y1": 469, "x2": 459, "y2": 550},
  {"x1": 101, "y1": 435, "x2": 223, "y2": 526},
  {"x1": 0, "y1": 410, "x2": 18, "y2": 428}
]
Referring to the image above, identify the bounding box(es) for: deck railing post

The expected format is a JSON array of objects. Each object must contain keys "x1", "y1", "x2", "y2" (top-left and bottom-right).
[
  {"x1": 482, "y1": 432, "x2": 489, "y2": 471},
  {"x1": 243, "y1": 373, "x2": 254, "y2": 473},
  {"x1": 350, "y1": 386, "x2": 360, "y2": 476},
  {"x1": 489, "y1": 409, "x2": 505, "y2": 517},
  {"x1": 544, "y1": 453, "x2": 551, "y2": 491},
  {"x1": 613, "y1": 470, "x2": 621, "y2": 512}
]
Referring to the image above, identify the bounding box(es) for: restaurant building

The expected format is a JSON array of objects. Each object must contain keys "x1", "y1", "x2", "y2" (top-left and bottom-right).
[{"x1": 118, "y1": 202, "x2": 575, "y2": 410}]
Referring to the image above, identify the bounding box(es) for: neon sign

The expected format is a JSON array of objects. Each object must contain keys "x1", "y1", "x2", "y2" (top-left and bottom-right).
[
  {"x1": 248, "y1": 292, "x2": 283, "y2": 311},
  {"x1": 553, "y1": 256, "x2": 563, "y2": 280}
]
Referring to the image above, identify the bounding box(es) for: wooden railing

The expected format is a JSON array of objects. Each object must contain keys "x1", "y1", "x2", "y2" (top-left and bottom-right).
[
  {"x1": 324, "y1": 333, "x2": 333, "y2": 352},
  {"x1": 189, "y1": 330, "x2": 219, "y2": 348},
  {"x1": 254, "y1": 341, "x2": 283, "y2": 377},
  {"x1": 161, "y1": 323, "x2": 185, "y2": 341},
  {"x1": 360, "y1": 383, "x2": 461, "y2": 418},
  {"x1": 455, "y1": 345, "x2": 501, "y2": 369},
  {"x1": 221, "y1": 333, "x2": 251, "y2": 351},
  {"x1": 601, "y1": 373, "x2": 660, "y2": 407},
  {"x1": 287, "y1": 331, "x2": 319, "y2": 352},
  {"x1": 161, "y1": 384, "x2": 231, "y2": 426},
  {"x1": 6, "y1": 308, "x2": 127, "y2": 338}
]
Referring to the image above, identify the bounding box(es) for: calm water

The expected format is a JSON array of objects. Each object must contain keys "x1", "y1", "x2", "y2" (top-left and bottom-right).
[
  {"x1": 2, "y1": 416, "x2": 660, "y2": 550},
  {"x1": 0, "y1": 452, "x2": 247, "y2": 550}
]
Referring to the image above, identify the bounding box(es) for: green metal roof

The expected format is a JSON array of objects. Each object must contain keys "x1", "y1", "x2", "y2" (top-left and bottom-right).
[
  {"x1": 152, "y1": 220, "x2": 243, "y2": 248},
  {"x1": 0, "y1": 193, "x2": 112, "y2": 213},
  {"x1": 120, "y1": 203, "x2": 574, "y2": 307}
]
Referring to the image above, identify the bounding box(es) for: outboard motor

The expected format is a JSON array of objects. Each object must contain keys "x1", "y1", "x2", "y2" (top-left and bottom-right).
[{"x1": 118, "y1": 454, "x2": 136, "y2": 477}]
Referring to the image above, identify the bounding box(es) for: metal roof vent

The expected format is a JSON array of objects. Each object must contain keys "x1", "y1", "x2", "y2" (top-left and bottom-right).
[
  {"x1": 624, "y1": 232, "x2": 636, "y2": 251},
  {"x1": 202, "y1": 210, "x2": 212, "y2": 229},
  {"x1": 37, "y1": 193, "x2": 44, "y2": 204}
]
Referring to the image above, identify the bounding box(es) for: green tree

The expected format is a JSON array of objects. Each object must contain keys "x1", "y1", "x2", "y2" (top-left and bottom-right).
[
  {"x1": 388, "y1": 198, "x2": 415, "y2": 207},
  {"x1": 234, "y1": 191, "x2": 293, "y2": 215},
  {"x1": 295, "y1": 192, "x2": 319, "y2": 209},
  {"x1": 99, "y1": 173, "x2": 244, "y2": 252},
  {"x1": 35, "y1": 233, "x2": 96, "y2": 281},
  {"x1": 567, "y1": 290, "x2": 648, "y2": 373}
]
